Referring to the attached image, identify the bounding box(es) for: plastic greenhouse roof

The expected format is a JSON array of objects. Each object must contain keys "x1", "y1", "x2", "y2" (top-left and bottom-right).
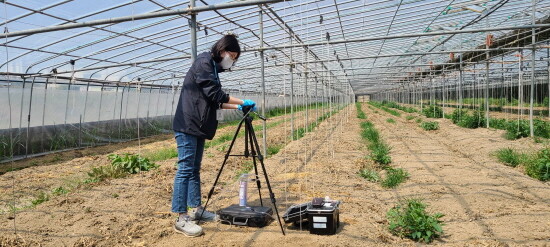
[{"x1": 1, "y1": 0, "x2": 549, "y2": 95}]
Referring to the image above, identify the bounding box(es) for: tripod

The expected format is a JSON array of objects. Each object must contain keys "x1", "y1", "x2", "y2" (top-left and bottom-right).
[{"x1": 198, "y1": 106, "x2": 286, "y2": 235}]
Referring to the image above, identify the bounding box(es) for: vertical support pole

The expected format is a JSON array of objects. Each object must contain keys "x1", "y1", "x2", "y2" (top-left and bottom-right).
[
  {"x1": 190, "y1": 0, "x2": 197, "y2": 62},
  {"x1": 459, "y1": 55, "x2": 463, "y2": 111},
  {"x1": 290, "y1": 40, "x2": 294, "y2": 140},
  {"x1": 442, "y1": 69, "x2": 446, "y2": 119},
  {"x1": 547, "y1": 42, "x2": 550, "y2": 119},
  {"x1": 529, "y1": 0, "x2": 536, "y2": 137},
  {"x1": 259, "y1": 8, "x2": 267, "y2": 156},
  {"x1": 315, "y1": 77, "x2": 318, "y2": 126},
  {"x1": 420, "y1": 77, "x2": 424, "y2": 111},
  {"x1": 136, "y1": 81, "x2": 141, "y2": 152},
  {"x1": 304, "y1": 49, "x2": 308, "y2": 132},
  {"x1": 486, "y1": 40, "x2": 490, "y2": 128},
  {"x1": 519, "y1": 49, "x2": 523, "y2": 119}
]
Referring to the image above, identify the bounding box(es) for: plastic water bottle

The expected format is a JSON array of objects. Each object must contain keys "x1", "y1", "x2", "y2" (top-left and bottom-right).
[{"x1": 239, "y1": 174, "x2": 249, "y2": 206}]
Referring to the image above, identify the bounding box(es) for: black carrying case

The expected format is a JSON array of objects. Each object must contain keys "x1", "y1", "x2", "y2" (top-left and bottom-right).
[
  {"x1": 283, "y1": 202, "x2": 310, "y2": 223},
  {"x1": 217, "y1": 204, "x2": 273, "y2": 227}
]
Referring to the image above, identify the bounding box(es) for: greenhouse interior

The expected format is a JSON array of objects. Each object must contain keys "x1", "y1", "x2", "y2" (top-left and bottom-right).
[{"x1": 1, "y1": 0, "x2": 549, "y2": 246}]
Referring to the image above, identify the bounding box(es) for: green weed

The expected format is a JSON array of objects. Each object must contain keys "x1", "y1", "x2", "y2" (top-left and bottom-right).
[
  {"x1": 381, "y1": 168, "x2": 409, "y2": 188},
  {"x1": 420, "y1": 121, "x2": 439, "y2": 131},
  {"x1": 405, "y1": 116, "x2": 415, "y2": 121},
  {"x1": 422, "y1": 105, "x2": 443, "y2": 118},
  {"x1": 86, "y1": 153, "x2": 158, "y2": 183},
  {"x1": 356, "y1": 102, "x2": 366, "y2": 119},
  {"x1": 108, "y1": 153, "x2": 158, "y2": 174},
  {"x1": 235, "y1": 161, "x2": 254, "y2": 179},
  {"x1": 494, "y1": 148, "x2": 522, "y2": 167},
  {"x1": 386, "y1": 118, "x2": 396, "y2": 124},
  {"x1": 359, "y1": 167, "x2": 380, "y2": 182},
  {"x1": 267, "y1": 144, "x2": 282, "y2": 156},
  {"x1": 216, "y1": 144, "x2": 230, "y2": 152},
  {"x1": 370, "y1": 142, "x2": 392, "y2": 166},
  {"x1": 387, "y1": 199, "x2": 444, "y2": 243},
  {"x1": 52, "y1": 186, "x2": 69, "y2": 196},
  {"x1": 31, "y1": 192, "x2": 50, "y2": 206},
  {"x1": 144, "y1": 147, "x2": 178, "y2": 162},
  {"x1": 415, "y1": 118, "x2": 422, "y2": 124},
  {"x1": 524, "y1": 148, "x2": 550, "y2": 181}
]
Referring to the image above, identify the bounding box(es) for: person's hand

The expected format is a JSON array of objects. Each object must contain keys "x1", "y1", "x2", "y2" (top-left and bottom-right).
[
  {"x1": 238, "y1": 99, "x2": 257, "y2": 112},
  {"x1": 242, "y1": 99, "x2": 256, "y2": 107},
  {"x1": 237, "y1": 105, "x2": 257, "y2": 112}
]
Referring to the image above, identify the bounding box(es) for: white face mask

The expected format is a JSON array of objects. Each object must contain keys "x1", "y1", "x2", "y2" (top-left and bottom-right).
[{"x1": 220, "y1": 53, "x2": 235, "y2": 69}]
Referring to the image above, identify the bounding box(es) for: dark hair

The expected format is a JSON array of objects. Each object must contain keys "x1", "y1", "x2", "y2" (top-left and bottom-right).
[{"x1": 211, "y1": 34, "x2": 241, "y2": 63}]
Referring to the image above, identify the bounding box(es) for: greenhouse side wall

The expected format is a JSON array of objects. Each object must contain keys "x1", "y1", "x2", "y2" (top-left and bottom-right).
[{"x1": 0, "y1": 80, "x2": 316, "y2": 162}]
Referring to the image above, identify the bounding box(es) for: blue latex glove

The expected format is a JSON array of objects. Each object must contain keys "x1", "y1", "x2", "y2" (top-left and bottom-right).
[
  {"x1": 238, "y1": 99, "x2": 257, "y2": 112},
  {"x1": 242, "y1": 99, "x2": 256, "y2": 107}
]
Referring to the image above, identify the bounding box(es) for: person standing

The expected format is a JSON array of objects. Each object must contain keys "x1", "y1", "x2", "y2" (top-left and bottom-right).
[{"x1": 171, "y1": 34, "x2": 256, "y2": 237}]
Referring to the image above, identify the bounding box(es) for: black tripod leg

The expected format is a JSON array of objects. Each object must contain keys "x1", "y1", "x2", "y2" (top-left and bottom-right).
[
  {"x1": 198, "y1": 117, "x2": 246, "y2": 225},
  {"x1": 245, "y1": 118, "x2": 263, "y2": 207},
  {"x1": 248, "y1": 121, "x2": 286, "y2": 236}
]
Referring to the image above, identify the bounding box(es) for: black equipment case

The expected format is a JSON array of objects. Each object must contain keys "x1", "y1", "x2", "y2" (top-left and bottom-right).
[
  {"x1": 282, "y1": 202, "x2": 310, "y2": 223},
  {"x1": 307, "y1": 201, "x2": 340, "y2": 235},
  {"x1": 217, "y1": 204, "x2": 273, "y2": 227}
]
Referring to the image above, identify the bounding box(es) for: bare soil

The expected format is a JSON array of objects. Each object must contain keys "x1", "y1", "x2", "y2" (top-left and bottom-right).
[
  {"x1": 368, "y1": 105, "x2": 550, "y2": 246},
  {"x1": 1, "y1": 104, "x2": 548, "y2": 247}
]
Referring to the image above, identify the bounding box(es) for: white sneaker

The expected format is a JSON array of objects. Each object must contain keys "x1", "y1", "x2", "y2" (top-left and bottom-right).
[
  {"x1": 174, "y1": 216, "x2": 203, "y2": 237},
  {"x1": 189, "y1": 206, "x2": 219, "y2": 222}
]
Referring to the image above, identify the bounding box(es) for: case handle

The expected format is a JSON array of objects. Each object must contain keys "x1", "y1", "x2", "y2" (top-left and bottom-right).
[{"x1": 233, "y1": 217, "x2": 249, "y2": 226}]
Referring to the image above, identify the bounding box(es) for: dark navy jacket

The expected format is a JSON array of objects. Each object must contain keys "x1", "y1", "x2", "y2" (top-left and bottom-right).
[{"x1": 173, "y1": 52, "x2": 230, "y2": 140}]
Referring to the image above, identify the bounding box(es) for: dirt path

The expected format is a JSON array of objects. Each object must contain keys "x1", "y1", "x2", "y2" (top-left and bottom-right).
[{"x1": 365, "y1": 104, "x2": 550, "y2": 246}]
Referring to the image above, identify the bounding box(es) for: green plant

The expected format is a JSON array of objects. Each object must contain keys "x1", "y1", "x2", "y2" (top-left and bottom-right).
[
  {"x1": 370, "y1": 142, "x2": 392, "y2": 165},
  {"x1": 450, "y1": 109, "x2": 468, "y2": 124},
  {"x1": 524, "y1": 148, "x2": 550, "y2": 181},
  {"x1": 405, "y1": 115, "x2": 415, "y2": 121},
  {"x1": 361, "y1": 122, "x2": 379, "y2": 143},
  {"x1": 235, "y1": 161, "x2": 254, "y2": 179},
  {"x1": 48, "y1": 154, "x2": 63, "y2": 163},
  {"x1": 533, "y1": 119, "x2": 550, "y2": 139},
  {"x1": 381, "y1": 168, "x2": 409, "y2": 188},
  {"x1": 52, "y1": 186, "x2": 69, "y2": 196},
  {"x1": 144, "y1": 147, "x2": 178, "y2": 162},
  {"x1": 387, "y1": 199, "x2": 444, "y2": 243},
  {"x1": 360, "y1": 120, "x2": 392, "y2": 166},
  {"x1": 494, "y1": 148, "x2": 522, "y2": 167},
  {"x1": 216, "y1": 143, "x2": 230, "y2": 152},
  {"x1": 420, "y1": 121, "x2": 439, "y2": 131},
  {"x1": 464, "y1": 110, "x2": 485, "y2": 129},
  {"x1": 386, "y1": 118, "x2": 396, "y2": 124},
  {"x1": 422, "y1": 105, "x2": 443, "y2": 118},
  {"x1": 267, "y1": 144, "x2": 282, "y2": 156},
  {"x1": 359, "y1": 167, "x2": 380, "y2": 182},
  {"x1": 85, "y1": 165, "x2": 127, "y2": 183},
  {"x1": 504, "y1": 120, "x2": 530, "y2": 140},
  {"x1": 31, "y1": 192, "x2": 50, "y2": 206},
  {"x1": 108, "y1": 153, "x2": 158, "y2": 174},
  {"x1": 415, "y1": 118, "x2": 422, "y2": 124},
  {"x1": 356, "y1": 102, "x2": 366, "y2": 119}
]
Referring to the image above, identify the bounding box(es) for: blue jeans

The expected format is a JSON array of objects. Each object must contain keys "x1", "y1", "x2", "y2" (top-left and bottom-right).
[{"x1": 171, "y1": 131, "x2": 205, "y2": 213}]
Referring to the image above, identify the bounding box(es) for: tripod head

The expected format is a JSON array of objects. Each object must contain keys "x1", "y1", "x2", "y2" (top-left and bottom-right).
[{"x1": 241, "y1": 105, "x2": 267, "y2": 121}]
